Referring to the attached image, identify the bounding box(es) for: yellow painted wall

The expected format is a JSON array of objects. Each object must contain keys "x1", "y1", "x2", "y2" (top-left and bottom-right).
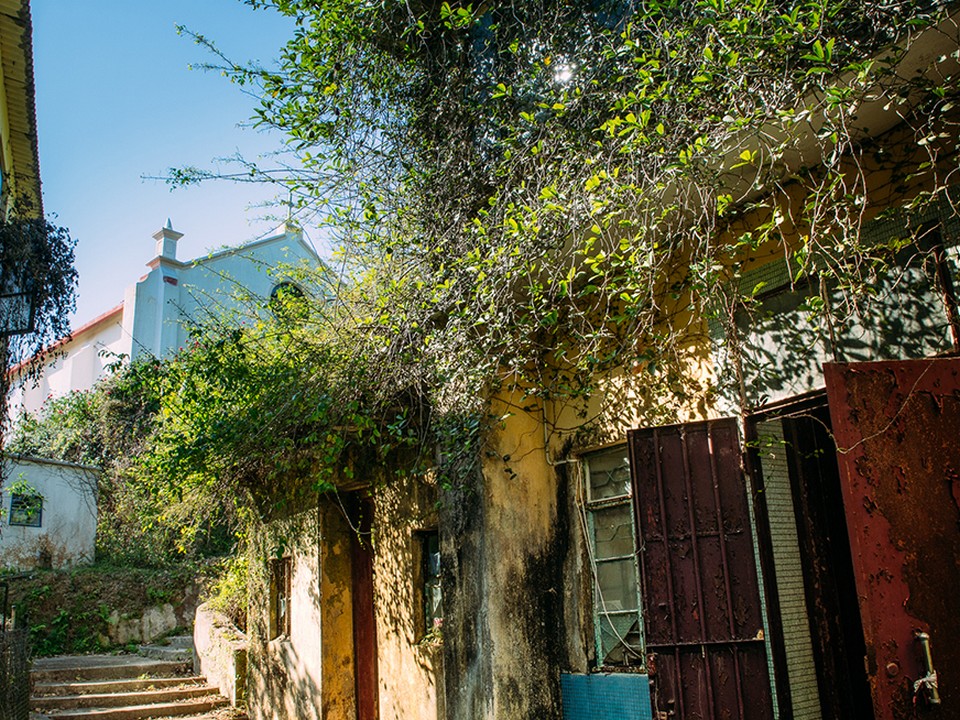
[
  {"x1": 246, "y1": 499, "x2": 358, "y2": 720},
  {"x1": 373, "y1": 472, "x2": 444, "y2": 720}
]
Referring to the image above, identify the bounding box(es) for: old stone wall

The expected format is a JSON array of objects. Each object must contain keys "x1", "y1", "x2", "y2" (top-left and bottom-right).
[
  {"x1": 440, "y1": 391, "x2": 592, "y2": 720},
  {"x1": 194, "y1": 603, "x2": 247, "y2": 706}
]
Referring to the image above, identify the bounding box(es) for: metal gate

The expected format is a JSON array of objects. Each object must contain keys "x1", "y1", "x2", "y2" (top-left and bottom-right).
[
  {"x1": 824, "y1": 358, "x2": 960, "y2": 720},
  {"x1": 0, "y1": 630, "x2": 30, "y2": 720},
  {"x1": 628, "y1": 419, "x2": 773, "y2": 720}
]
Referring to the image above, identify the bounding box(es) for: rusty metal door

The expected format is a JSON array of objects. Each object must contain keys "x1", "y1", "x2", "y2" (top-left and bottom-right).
[
  {"x1": 629, "y1": 419, "x2": 774, "y2": 720},
  {"x1": 824, "y1": 358, "x2": 960, "y2": 720}
]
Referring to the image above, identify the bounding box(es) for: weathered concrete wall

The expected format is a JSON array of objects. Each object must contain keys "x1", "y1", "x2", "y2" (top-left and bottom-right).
[
  {"x1": 0, "y1": 455, "x2": 98, "y2": 570},
  {"x1": 194, "y1": 603, "x2": 248, "y2": 707},
  {"x1": 246, "y1": 500, "x2": 357, "y2": 720},
  {"x1": 439, "y1": 471, "x2": 493, "y2": 720},
  {"x1": 318, "y1": 502, "x2": 357, "y2": 719},
  {"x1": 440, "y1": 391, "x2": 591, "y2": 720},
  {"x1": 373, "y1": 472, "x2": 444, "y2": 720},
  {"x1": 727, "y1": 240, "x2": 956, "y2": 408}
]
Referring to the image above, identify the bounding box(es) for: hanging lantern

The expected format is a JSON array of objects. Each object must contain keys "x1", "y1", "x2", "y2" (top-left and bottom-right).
[{"x1": 0, "y1": 272, "x2": 36, "y2": 337}]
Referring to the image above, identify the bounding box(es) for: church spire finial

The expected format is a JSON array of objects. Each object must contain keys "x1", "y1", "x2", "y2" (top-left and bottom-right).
[{"x1": 152, "y1": 219, "x2": 184, "y2": 261}]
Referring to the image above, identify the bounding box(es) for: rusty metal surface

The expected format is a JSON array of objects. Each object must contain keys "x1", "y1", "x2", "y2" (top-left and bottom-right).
[
  {"x1": 824, "y1": 358, "x2": 960, "y2": 720},
  {"x1": 629, "y1": 419, "x2": 773, "y2": 720}
]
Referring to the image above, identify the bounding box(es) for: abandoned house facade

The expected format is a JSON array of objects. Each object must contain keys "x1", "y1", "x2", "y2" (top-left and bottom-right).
[{"x1": 231, "y1": 10, "x2": 960, "y2": 720}]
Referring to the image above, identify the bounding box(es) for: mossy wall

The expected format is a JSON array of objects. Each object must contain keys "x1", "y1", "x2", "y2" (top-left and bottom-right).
[{"x1": 439, "y1": 390, "x2": 592, "y2": 720}]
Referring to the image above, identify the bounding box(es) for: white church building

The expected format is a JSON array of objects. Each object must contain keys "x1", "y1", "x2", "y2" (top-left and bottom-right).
[{"x1": 9, "y1": 220, "x2": 319, "y2": 416}]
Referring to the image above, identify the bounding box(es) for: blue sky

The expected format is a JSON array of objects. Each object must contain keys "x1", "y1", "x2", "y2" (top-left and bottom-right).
[{"x1": 32, "y1": 0, "x2": 312, "y2": 324}]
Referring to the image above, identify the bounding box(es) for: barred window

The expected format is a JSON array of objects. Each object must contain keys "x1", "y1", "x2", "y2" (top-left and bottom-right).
[
  {"x1": 583, "y1": 446, "x2": 644, "y2": 668},
  {"x1": 269, "y1": 556, "x2": 292, "y2": 639},
  {"x1": 419, "y1": 530, "x2": 442, "y2": 640}
]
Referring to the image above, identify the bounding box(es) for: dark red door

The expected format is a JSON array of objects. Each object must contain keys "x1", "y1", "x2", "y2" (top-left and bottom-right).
[
  {"x1": 629, "y1": 419, "x2": 774, "y2": 720},
  {"x1": 349, "y1": 498, "x2": 379, "y2": 720},
  {"x1": 824, "y1": 358, "x2": 960, "y2": 720}
]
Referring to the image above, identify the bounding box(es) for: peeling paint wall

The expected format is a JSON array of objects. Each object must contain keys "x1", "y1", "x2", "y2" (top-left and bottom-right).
[
  {"x1": 374, "y1": 472, "x2": 444, "y2": 720},
  {"x1": 246, "y1": 500, "x2": 357, "y2": 720}
]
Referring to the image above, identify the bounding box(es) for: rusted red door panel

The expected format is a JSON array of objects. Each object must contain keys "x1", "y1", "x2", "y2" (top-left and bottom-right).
[
  {"x1": 629, "y1": 419, "x2": 773, "y2": 720},
  {"x1": 824, "y1": 358, "x2": 960, "y2": 720}
]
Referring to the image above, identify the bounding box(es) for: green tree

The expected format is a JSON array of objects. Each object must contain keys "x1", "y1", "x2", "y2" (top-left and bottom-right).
[
  {"x1": 7, "y1": 356, "x2": 237, "y2": 565},
  {"x1": 171, "y1": 0, "x2": 958, "y2": 445}
]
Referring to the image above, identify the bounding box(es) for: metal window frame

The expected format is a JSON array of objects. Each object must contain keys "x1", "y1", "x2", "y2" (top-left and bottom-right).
[
  {"x1": 8, "y1": 493, "x2": 41, "y2": 527},
  {"x1": 419, "y1": 529, "x2": 442, "y2": 637},
  {"x1": 269, "y1": 556, "x2": 292, "y2": 639},
  {"x1": 583, "y1": 446, "x2": 645, "y2": 670}
]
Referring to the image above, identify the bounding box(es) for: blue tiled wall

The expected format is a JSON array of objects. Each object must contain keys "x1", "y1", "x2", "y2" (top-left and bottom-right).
[{"x1": 560, "y1": 672, "x2": 653, "y2": 720}]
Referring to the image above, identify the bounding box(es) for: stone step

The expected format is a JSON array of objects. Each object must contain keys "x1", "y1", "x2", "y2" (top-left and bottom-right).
[
  {"x1": 152, "y1": 712, "x2": 246, "y2": 720},
  {"x1": 163, "y1": 636, "x2": 194, "y2": 650},
  {"x1": 34, "y1": 696, "x2": 227, "y2": 720},
  {"x1": 33, "y1": 685, "x2": 218, "y2": 712},
  {"x1": 136, "y1": 645, "x2": 192, "y2": 663},
  {"x1": 31, "y1": 656, "x2": 189, "y2": 683},
  {"x1": 34, "y1": 677, "x2": 206, "y2": 698}
]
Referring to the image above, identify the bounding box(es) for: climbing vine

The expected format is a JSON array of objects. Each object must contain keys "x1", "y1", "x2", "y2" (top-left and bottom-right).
[{"x1": 165, "y1": 0, "x2": 960, "y2": 495}]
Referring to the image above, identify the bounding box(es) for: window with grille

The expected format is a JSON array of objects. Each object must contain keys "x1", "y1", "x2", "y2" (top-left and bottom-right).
[
  {"x1": 583, "y1": 446, "x2": 644, "y2": 668},
  {"x1": 420, "y1": 530, "x2": 442, "y2": 640}
]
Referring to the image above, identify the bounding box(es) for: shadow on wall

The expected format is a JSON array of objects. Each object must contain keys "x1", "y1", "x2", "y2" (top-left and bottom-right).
[
  {"x1": 724, "y1": 252, "x2": 955, "y2": 409},
  {"x1": 246, "y1": 505, "x2": 324, "y2": 720},
  {"x1": 372, "y1": 471, "x2": 444, "y2": 720}
]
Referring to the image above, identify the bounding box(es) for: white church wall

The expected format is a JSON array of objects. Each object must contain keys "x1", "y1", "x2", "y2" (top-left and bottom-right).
[
  {"x1": 8, "y1": 222, "x2": 320, "y2": 421},
  {"x1": 9, "y1": 307, "x2": 126, "y2": 416}
]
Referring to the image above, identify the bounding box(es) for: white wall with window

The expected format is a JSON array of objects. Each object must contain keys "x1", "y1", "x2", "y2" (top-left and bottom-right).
[{"x1": 0, "y1": 455, "x2": 98, "y2": 569}]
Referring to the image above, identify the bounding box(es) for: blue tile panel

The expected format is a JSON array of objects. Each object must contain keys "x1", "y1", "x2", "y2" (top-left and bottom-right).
[{"x1": 560, "y1": 672, "x2": 653, "y2": 720}]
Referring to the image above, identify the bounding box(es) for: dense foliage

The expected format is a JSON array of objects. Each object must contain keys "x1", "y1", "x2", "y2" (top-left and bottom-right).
[
  {"x1": 166, "y1": 0, "x2": 960, "y2": 478},
  {"x1": 9, "y1": 356, "x2": 235, "y2": 565},
  {"x1": 23, "y1": 0, "x2": 957, "y2": 547}
]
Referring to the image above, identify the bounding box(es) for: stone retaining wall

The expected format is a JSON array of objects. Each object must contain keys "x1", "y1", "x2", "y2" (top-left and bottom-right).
[{"x1": 193, "y1": 603, "x2": 247, "y2": 707}]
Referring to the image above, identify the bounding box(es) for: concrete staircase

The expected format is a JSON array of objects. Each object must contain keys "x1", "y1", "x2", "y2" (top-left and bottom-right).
[
  {"x1": 137, "y1": 634, "x2": 195, "y2": 663},
  {"x1": 30, "y1": 650, "x2": 232, "y2": 720}
]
